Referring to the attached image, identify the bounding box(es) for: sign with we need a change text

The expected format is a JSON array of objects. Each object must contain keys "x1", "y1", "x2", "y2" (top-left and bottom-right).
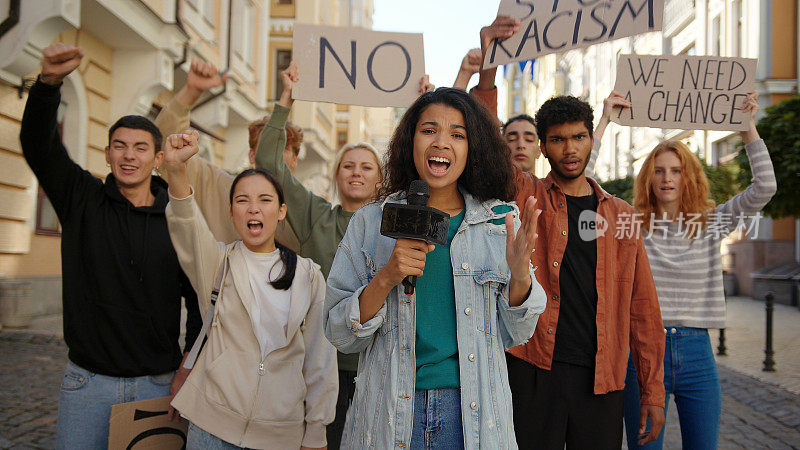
[
  {"x1": 292, "y1": 24, "x2": 425, "y2": 108},
  {"x1": 483, "y1": 0, "x2": 665, "y2": 69},
  {"x1": 612, "y1": 54, "x2": 758, "y2": 131}
]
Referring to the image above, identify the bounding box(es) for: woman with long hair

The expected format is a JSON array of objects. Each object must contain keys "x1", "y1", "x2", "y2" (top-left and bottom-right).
[
  {"x1": 162, "y1": 130, "x2": 338, "y2": 449},
  {"x1": 623, "y1": 92, "x2": 777, "y2": 449},
  {"x1": 324, "y1": 87, "x2": 547, "y2": 448}
]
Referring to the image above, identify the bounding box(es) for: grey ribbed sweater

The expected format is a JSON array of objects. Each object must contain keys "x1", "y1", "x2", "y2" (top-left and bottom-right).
[{"x1": 642, "y1": 139, "x2": 776, "y2": 328}]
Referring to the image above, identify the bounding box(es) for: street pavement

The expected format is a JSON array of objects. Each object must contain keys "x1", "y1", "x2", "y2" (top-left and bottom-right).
[{"x1": 1, "y1": 296, "x2": 799, "y2": 449}]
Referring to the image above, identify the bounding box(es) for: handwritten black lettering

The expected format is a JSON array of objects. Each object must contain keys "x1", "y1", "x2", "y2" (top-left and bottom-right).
[
  {"x1": 320, "y1": 38, "x2": 356, "y2": 89},
  {"x1": 366, "y1": 42, "x2": 411, "y2": 93}
]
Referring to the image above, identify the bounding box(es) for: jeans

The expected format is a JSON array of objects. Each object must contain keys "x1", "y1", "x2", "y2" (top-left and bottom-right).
[
  {"x1": 55, "y1": 360, "x2": 174, "y2": 449},
  {"x1": 186, "y1": 422, "x2": 243, "y2": 449},
  {"x1": 624, "y1": 327, "x2": 721, "y2": 450},
  {"x1": 410, "y1": 388, "x2": 464, "y2": 449},
  {"x1": 328, "y1": 370, "x2": 357, "y2": 449}
]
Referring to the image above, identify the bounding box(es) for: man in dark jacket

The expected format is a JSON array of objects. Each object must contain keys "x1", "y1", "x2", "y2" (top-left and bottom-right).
[{"x1": 19, "y1": 43, "x2": 201, "y2": 448}]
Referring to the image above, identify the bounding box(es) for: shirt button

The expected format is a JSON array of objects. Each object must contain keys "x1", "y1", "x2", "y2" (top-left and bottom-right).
[
  {"x1": 562, "y1": 230, "x2": 567, "y2": 236},
  {"x1": 547, "y1": 328, "x2": 553, "y2": 334},
  {"x1": 559, "y1": 203, "x2": 564, "y2": 207},
  {"x1": 551, "y1": 295, "x2": 557, "y2": 300},
  {"x1": 461, "y1": 262, "x2": 469, "y2": 270},
  {"x1": 671, "y1": 328, "x2": 677, "y2": 334},
  {"x1": 553, "y1": 261, "x2": 559, "y2": 267},
  {"x1": 468, "y1": 353, "x2": 475, "y2": 362},
  {"x1": 464, "y1": 307, "x2": 472, "y2": 315},
  {"x1": 470, "y1": 401, "x2": 478, "y2": 410}
]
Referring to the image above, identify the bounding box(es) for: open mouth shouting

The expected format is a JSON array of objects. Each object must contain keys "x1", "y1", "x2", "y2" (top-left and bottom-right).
[
  {"x1": 247, "y1": 219, "x2": 263, "y2": 236},
  {"x1": 561, "y1": 158, "x2": 582, "y2": 172},
  {"x1": 427, "y1": 155, "x2": 452, "y2": 177}
]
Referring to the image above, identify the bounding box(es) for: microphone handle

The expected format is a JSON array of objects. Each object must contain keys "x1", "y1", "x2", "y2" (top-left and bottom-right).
[{"x1": 402, "y1": 275, "x2": 416, "y2": 295}]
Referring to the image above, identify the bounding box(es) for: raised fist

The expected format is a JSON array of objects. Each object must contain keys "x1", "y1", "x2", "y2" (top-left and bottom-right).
[
  {"x1": 187, "y1": 58, "x2": 227, "y2": 94},
  {"x1": 163, "y1": 130, "x2": 200, "y2": 170},
  {"x1": 40, "y1": 43, "x2": 84, "y2": 86}
]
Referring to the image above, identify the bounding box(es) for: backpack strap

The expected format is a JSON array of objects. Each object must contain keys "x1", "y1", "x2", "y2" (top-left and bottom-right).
[{"x1": 183, "y1": 250, "x2": 229, "y2": 370}]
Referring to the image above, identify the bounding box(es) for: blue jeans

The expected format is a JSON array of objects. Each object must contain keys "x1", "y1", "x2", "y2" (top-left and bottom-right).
[
  {"x1": 624, "y1": 327, "x2": 721, "y2": 450},
  {"x1": 186, "y1": 422, "x2": 243, "y2": 449},
  {"x1": 410, "y1": 388, "x2": 464, "y2": 449},
  {"x1": 55, "y1": 360, "x2": 174, "y2": 449}
]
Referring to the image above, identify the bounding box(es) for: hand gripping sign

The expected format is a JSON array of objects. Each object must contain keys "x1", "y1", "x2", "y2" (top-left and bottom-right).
[
  {"x1": 483, "y1": 0, "x2": 665, "y2": 69},
  {"x1": 611, "y1": 54, "x2": 758, "y2": 131},
  {"x1": 292, "y1": 24, "x2": 425, "y2": 108}
]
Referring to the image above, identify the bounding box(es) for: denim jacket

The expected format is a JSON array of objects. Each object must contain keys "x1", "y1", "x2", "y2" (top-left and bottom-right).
[{"x1": 324, "y1": 188, "x2": 547, "y2": 449}]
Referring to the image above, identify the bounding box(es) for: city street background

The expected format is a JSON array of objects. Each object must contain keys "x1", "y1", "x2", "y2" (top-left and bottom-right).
[{"x1": 1, "y1": 296, "x2": 799, "y2": 449}]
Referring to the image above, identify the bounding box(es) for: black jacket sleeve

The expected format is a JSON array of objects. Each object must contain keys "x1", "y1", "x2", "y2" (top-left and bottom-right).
[
  {"x1": 180, "y1": 269, "x2": 202, "y2": 353},
  {"x1": 19, "y1": 79, "x2": 97, "y2": 220}
]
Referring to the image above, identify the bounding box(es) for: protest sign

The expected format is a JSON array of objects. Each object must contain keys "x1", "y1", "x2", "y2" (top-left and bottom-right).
[
  {"x1": 483, "y1": 0, "x2": 665, "y2": 69},
  {"x1": 611, "y1": 54, "x2": 758, "y2": 131},
  {"x1": 292, "y1": 24, "x2": 425, "y2": 108},
  {"x1": 108, "y1": 396, "x2": 188, "y2": 449}
]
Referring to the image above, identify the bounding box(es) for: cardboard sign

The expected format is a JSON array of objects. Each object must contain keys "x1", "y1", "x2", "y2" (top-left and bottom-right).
[
  {"x1": 611, "y1": 54, "x2": 758, "y2": 131},
  {"x1": 108, "y1": 396, "x2": 188, "y2": 449},
  {"x1": 483, "y1": 0, "x2": 665, "y2": 69},
  {"x1": 292, "y1": 24, "x2": 425, "y2": 108}
]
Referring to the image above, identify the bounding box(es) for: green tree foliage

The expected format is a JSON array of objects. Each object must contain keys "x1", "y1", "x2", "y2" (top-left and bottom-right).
[
  {"x1": 599, "y1": 176, "x2": 634, "y2": 204},
  {"x1": 599, "y1": 163, "x2": 737, "y2": 207},
  {"x1": 735, "y1": 95, "x2": 800, "y2": 219}
]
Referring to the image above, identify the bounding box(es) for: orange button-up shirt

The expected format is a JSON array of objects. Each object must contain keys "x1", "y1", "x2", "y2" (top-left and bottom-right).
[{"x1": 512, "y1": 172, "x2": 666, "y2": 408}]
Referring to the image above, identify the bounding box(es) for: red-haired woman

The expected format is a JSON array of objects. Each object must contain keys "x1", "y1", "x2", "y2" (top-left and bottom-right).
[{"x1": 622, "y1": 92, "x2": 776, "y2": 449}]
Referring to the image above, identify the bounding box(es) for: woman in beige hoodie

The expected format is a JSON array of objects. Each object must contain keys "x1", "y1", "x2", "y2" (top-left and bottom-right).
[{"x1": 162, "y1": 130, "x2": 337, "y2": 449}]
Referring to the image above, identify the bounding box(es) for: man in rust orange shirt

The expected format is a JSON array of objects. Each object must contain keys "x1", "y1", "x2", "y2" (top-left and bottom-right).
[
  {"x1": 459, "y1": 17, "x2": 665, "y2": 448},
  {"x1": 508, "y1": 96, "x2": 665, "y2": 449}
]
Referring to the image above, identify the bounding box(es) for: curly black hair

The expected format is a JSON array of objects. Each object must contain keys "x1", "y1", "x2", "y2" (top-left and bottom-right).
[
  {"x1": 378, "y1": 87, "x2": 516, "y2": 202},
  {"x1": 534, "y1": 96, "x2": 594, "y2": 141}
]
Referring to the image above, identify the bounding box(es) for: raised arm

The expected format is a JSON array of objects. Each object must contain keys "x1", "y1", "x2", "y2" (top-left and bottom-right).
[
  {"x1": 470, "y1": 16, "x2": 521, "y2": 118},
  {"x1": 163, "y1": 130, "x2": 226, "y2": 311},
  {"x1": 453, "y1": 48, "x2": 482, "y2": 90},
  {"x1": 20, "y1": 44, "x2": 95, "y2": 217},
  {"x1": 716, "y1": 92, "x2": 777, "y2": 219},
  {"x1": 587, "y1": 91, "x2": 632, "y2": 179}
]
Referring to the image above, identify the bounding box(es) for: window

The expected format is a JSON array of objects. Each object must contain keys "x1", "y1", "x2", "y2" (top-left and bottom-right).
[
  {"x1": 232, "y1": 0, "x2": 254, "y2": 67},
  {"x1": 711, "y1": 16, "x2": 721, "y2": 56},
  {"x1": 512, "y1": 95, "x2": 521, "y2": 113},
  {"x1": 277, "y1": 0, "x2": 292, "y2": 3},
  {"x1": 183, "y1": 0, "x2": 215, "y2": 41},
  {"x1": 36, "y1": 102, "x2": 68, "y2": 236},
  {"x1": 337, "y1": 131, "x2": 348, "y2": 150},
  {"x1": 733, "y1": 0, "x2": 743, "y2": 56},
  {"x1": 201, "y1": 0, "x2": 215, "y2": 24},
  {"x1": 36, "y1": 187, "x2": 61, "y2": 236},
  {"x1": 274, "y1": 49, "x2": 292, "y2": 100}
]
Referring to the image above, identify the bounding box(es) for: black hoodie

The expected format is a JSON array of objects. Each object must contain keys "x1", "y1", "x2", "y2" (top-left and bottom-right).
[{"x1": 20, "y1": 80, "x2": 201, "y2": 377}]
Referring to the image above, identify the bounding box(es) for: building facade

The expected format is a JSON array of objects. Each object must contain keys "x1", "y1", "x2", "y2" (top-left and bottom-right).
[
  {"x1": 0, "y1": 0, "x2": 393, "y2": 323},
  {"x1": 502, "y1": 0, "x2": 798, "y2": 297}
]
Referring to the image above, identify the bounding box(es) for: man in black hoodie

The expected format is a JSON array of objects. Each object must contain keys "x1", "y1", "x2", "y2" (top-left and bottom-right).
[{"x1": 19, "y1": 43, "x2": 202, "y2": 448}]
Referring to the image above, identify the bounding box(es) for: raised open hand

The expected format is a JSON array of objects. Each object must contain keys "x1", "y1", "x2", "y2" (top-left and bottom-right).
[
  {"x1": 480, "y1": 15, "x2": 521, "y2": 56},
  {"x1": 418, "y1": 75, "x2": 434, "y2": 95},
  {"x1": 602, "y1": 91, "x2": 632, "y2": 119},
  {"x1": 505, "y1": 196, "x2": 541, "y2": 303},
  {"x1": 40, "y1": 43, "x2": 84, "y2": 85}
]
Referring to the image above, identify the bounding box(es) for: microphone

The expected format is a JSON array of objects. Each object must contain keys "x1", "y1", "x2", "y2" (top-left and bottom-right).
[{"x1": 380, "y1": 180, "x2": 450, "y2": 295}]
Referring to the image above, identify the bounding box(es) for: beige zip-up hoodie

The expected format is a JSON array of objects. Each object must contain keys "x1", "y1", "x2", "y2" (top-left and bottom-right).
[{"x1": 166, "y1": 192, "x2": 337, "y2": 449}]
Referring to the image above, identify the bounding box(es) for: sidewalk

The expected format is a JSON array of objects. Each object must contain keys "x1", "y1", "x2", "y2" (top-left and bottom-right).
[{"x1": 711, "y1": 296, "x2": 800, "y2": 395}]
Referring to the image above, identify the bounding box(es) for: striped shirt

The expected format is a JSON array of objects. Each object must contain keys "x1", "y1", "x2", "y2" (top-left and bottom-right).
[{"x1": 642, "y1": 139, "x2": 776, "y2": 328}]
